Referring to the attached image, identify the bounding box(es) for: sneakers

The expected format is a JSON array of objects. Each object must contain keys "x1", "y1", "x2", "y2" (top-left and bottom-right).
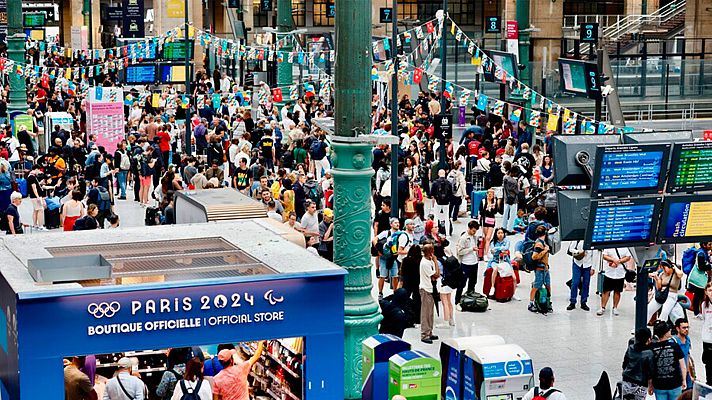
[
  {"x1": 596, "y1": 308, "x2": 605, "y2": 316},
  {"x1": 566, "y1": 303, "x2": 576, "y2": 311},
  {"x1": 435, "y1": 323, "x2": 450, "y2": 329},
  {"x1": 421, "y1": 338, "x2": 433, "y2": 344},
  {"x1": 513, "y1": 295, "x2": 522, "y2": 301},
  {"x1": 613, "y1": 308, "x2": 620, "y2": 316},
  {"x1": 581, "y1": 303, "x2": 590, "y2": 311},
  {"x1": 696, "y1": 314, "x2": 704, "y2": 320},
  {"x1": 449, "y1": 319, "x2": 455, "y2": 327},
  {"x1": 528, "y1": 303, "x2": 537, "y2": 313}
]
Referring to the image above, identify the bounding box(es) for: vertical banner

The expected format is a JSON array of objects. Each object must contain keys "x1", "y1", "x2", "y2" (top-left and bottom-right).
[
  {"x1": 123, "y1": 0, "x2": 145, "y2": 38},
  {"x1": 87, "y1": 87, "x2": 125, "y2": 153},
  {"x1": 506, "y1": 21, "x2": 519, "y2": 63}
]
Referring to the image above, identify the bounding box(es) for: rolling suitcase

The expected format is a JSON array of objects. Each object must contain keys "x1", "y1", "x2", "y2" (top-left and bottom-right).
[
  {"x1": 493, "y1": 275, "x2": 515, "y2": 302},
  {"x1": 16, "y1": 177, "x2": 27, "y2": 197},
  {"x1": 44, "y1": 208, "x2": 61, "y2": 229}
]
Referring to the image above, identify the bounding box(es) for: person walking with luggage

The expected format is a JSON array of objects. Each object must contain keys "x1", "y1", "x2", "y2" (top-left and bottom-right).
[
  {"x1": 103, "y1": 357, "x2": 145, "y2": 400},
  {"x1": 169, "y1": 357, "x2": 212, "y2": 400},
  {"x1": 598, "y1": 247, "x2": 633, "y2": 317},
  {"x1": 567, "y1": 240, "x2": 594, "y2": 311},
  {"x1": 622, "y1": 328, "x2": 654, "y2": 400},
  {"x1": 455, "y1": 221, "x2": 481, "y2": 305},
  {"x1": 646, "y1": 260, "x2": 683, "y2": 323},
  {"x1": 649, "y1": 321, "x2": 687, "y2": 400},
  {"x1": 521, "y1": 367, "x2": 566, "y2": 400},
  {"x1": 419, "y1": 243, "x2": 440, "y2": 344},
  {"x1": 528, "y1": 226, "x2": 552, "y2": 313},
  {"x1": 688, "y1": 242, "x2": 712, "y2": 317},
  {"x1": 501, "y1": 168, "x2": 520, "y2": 233},
  {"x1": 430, "y1": 169, "x2": 452, "y2": 236}
]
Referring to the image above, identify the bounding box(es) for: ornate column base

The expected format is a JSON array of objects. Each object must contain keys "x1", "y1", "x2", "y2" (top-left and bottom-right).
[{"x1": 331, "y1": 139, "x2": 382, "y2": 399}]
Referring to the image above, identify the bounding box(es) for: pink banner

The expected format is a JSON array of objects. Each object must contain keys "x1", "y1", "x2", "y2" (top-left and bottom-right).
[{"x1": 87, "y1": 102, "x2": 124, "y2": 154}]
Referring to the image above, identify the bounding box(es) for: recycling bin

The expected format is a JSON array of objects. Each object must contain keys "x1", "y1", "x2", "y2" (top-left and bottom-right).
[
  {"x1": 464, "y1": 344, "x2": 534, "y2": 400},
  {"x1": 440, "y1": 335, "x2": 506, "y2": 400},
  {"x1": 388, "y1": 350, "x2": 442, "y2": 400},
  {"x1": 362, "y1": 334, "x2": 411, "y2": 400}
]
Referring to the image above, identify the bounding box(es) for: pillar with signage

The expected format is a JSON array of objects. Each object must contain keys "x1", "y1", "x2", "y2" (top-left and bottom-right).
[
  {"x1": 388, "y1": 350, "x2": 442, "y2": 399},
  {"x1": 86, "y1": 87, "x2": 125, "y2": 154}
]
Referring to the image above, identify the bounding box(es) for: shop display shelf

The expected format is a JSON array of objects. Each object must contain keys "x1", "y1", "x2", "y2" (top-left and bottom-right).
[
  {"x1": 250, "y1": 372, "x2": 268, "y2": 385},
  {"x1": 264, "y1": 352, "x2": 300, "y2": 379},
  {"x1": 266, "y1": 388, "x2": 282, "y2": 400}
]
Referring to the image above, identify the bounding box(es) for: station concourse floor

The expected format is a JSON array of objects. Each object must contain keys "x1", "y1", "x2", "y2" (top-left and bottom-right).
[{"x1": 18, "y1": 194, "x2": 705, "y2": 400}]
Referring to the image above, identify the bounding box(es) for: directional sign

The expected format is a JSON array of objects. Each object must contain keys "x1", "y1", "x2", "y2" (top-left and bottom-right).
[
  {"x1": 379, "y1": 8, "x2": 393, "y2": 23},
  {"x1": 485, "y1": 16, "x2": 501, "y2": 33},
  {"x1": 434, "y1": 114, "x2": 453, "y2": 140},
  {"x1": 580, "y1": 23, "x2": 599, "y2": 43},
  {"x1": 228, "y1": 0, "x2": 239, "y2": 8}
]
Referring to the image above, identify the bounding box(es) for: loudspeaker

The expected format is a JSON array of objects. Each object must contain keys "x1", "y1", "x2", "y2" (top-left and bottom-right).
[{"x1": 556, "y1": 190, "x2": 592, "y2": 241}]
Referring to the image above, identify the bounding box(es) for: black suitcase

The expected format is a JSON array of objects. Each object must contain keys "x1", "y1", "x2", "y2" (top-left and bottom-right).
[
  {"x1": 44, "y1": 208, "x2": 61, "y2": 229},
  {"x1": 145, "y1": 206, "x2": 161, "y2": 226}
]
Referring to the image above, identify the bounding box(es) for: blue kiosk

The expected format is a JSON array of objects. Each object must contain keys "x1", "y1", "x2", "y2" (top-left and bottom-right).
[{"x1": 0, "y1": 220, "x2": 346, "y2": 400}]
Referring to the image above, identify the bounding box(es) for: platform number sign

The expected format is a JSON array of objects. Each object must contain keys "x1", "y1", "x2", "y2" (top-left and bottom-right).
[
  {"x1": 228, "y1": 0, "x2": 239, "y2": 8},
  {"x1": 434, "y1": 114, "x2": 453, "y2": 139},
  {"x1": 260, "y1": 0, "x2": 272, "y2": 12},
  {"x1": 580, "y1": 23, "x2": 599, "y2": 43},
  {"x1": 379, "y1": 8, "x2": 393, "y2": 23},
  {"x1": 485, "y1": 16, "x2": 501, "y2": 33},
  {"x1": 327, "y1": 2, "x2": 335, "y2": 17},
  {"x1": 584, "y1": 62, "x2": 602, "y2": 100}
]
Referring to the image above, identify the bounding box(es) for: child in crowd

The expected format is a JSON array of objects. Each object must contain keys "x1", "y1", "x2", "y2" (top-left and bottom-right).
[{"x1": 512, "y1": 209, "x2": 528, "y2": 234}]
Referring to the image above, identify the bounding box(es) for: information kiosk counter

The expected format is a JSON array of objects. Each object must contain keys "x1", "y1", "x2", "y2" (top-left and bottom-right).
[
  {"x1": 464, "y1": 344, "x2": 534, "y2": 400},
  {"x1": 0, "y1": 221, "x2": 345, "y2": 400}
]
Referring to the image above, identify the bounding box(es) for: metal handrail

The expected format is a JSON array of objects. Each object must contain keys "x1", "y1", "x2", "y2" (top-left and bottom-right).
[{"x1": 604, "y1": 0, "x2": 685, "y2": 40}]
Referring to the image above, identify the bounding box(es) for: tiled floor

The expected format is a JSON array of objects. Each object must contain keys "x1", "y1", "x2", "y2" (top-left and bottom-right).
[{"x1": 19, "y1": 193, "x2": 705, "y2": 400}]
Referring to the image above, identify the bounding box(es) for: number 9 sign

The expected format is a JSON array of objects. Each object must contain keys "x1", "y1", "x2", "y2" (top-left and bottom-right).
[{"x1": 580, "y1": 23, "x2": 599, "y2": 43}]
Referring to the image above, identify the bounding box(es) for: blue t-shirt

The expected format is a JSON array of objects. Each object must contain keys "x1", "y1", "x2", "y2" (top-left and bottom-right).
[{"x1": 673, "y1": 336, "x2": 690, "y2": 364}]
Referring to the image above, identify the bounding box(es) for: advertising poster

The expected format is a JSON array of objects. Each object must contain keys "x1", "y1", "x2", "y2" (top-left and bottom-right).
[
  {"x1": 506, "y1": 21, "x2": 519, "y2": 62},
  {"x1": 87, "y1": 87, "x2": 124, "y2": 153}
]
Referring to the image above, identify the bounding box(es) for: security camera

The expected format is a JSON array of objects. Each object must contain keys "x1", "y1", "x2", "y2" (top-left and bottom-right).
[
  {"x1": 601, "y1": 85, "x2": 615, "y2": 97},
  {"x1": 575, "y1": 151, "x2": 593, "y2": 179}
]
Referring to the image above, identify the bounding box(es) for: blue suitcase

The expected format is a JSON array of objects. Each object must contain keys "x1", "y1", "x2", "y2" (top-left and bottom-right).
[
  {"x1": 15, "y1": 177, "x2": 27, "y2": 198},
  {"x1": 470, "y1": 190, "x2": 487, "y2": 219}
]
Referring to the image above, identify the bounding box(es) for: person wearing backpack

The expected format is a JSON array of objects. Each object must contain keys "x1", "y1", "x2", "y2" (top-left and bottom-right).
[
  {"x1": 114, "y1": 141, "x2": 131, "y2": 200},
  {"x1": 103, "y1": 357, "x2": 145, "y2": 400},
  {"x1": 374, "y1": 218, "x2": 402, "y2": 300},
  {"x1": 687, "y1": 242, "x2": 712, "y2": 317},
  {"x1": 156, "y1": 348, "x2": 190, "y2": 399},
  {"x1": 528, "y1": 225, "x2": 552, "y2": 313},
  {"x1": 502, "y1": 168, "x2": 520, "y2": 233},
  {"x1": 521, "y1": 367, "x2": 566, "y2": 400},
  {"x1": 169, "y1": 357, "x2": 212, "y2": 400},
  {"x1": 430, "y1": 169, "x2": 453, "y2": 237},
  {"x1": 86, "y1": 177, "x2": 112, "y2": 228}
]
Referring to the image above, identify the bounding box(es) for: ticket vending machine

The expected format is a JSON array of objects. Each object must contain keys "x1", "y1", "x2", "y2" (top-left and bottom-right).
[
  {"x1": 388, "y1": 350, "x2": 442, "y2": 400},
  {"x1": 464, "y1": 344, "x2": 534, "y2": 400},
  {"x1": 362, "y1": 334, "x2": 411, "y2": 400},
  {"x1": 440, "y1": 335, "x2": 506, "y2": 400}
]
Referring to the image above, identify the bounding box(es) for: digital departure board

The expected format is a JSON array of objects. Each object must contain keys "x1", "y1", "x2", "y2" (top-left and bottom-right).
[
  {"x1": 667, "y1": 142, "x2": 712, "y2": 193},
  {"x1": 591, "y1": 144, "x2": 670, "y2": 197},
  {"x1": 162, "y1": 40, "x2": 194, "y2": 60},
  {"x1": 658, "y1": 194, "x2": 712, "y2": 244},
  {"x1": 124, "y1": 65, "x2": 156, "y2": 84},
  {"x1": 159, "y1": 64, "x2": 192, "y2": 84},
  {"x1": 584, "y1": 197, "x2": 662, "y2": 250}
]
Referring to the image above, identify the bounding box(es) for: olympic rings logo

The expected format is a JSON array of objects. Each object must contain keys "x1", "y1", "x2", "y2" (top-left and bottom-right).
[{"x1": 87, "y1": 302, "x2": 121, "y2": 318}]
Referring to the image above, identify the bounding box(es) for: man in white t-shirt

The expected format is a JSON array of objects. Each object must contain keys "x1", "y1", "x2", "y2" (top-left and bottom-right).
[
  {"x1": 522, "y1": 367, "x2": 567, "y2": 400},
  {"x1": 300, "y1": 200, "x2": 320, "y2": 243},
  {"x1": 597, "y1": 247, "x2": 633, "y2": 317},
  {"x1": 566, "y1": 240, "x2": 594, "y2": 312},
  {"x1": 397, "y1": 219, "x2": 416, "y2": 264}
]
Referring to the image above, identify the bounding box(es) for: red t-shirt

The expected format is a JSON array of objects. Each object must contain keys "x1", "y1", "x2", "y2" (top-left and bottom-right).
[{"x1": 156, "y1": 131, "x2": 171, "y2": 152}]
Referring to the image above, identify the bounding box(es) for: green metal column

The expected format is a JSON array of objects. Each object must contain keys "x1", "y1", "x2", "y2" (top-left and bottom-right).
[
  {"x1": 277, "y1": 0, "x2": 293, "y2": 87},
  {"x1": 334, "y1": 0, "x2": 381, "y2": 397},
  {"x1": 516, "y1": 0, "x2": 531, "y2": 88},
  {"x1": 6, "y1": 0, "x2": 25, "y2": 115}
]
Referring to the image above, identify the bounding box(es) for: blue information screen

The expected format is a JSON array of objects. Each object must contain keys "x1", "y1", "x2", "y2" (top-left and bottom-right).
[
  {"x1": 592, "y1": 144, "x2": 670, "y2": 196},
  {"x1": 125, "y1": 65, "x2": 156, "y2": 84},
  {"x1": 585, "y1": 197, "x2": 662, "y2": 249}
]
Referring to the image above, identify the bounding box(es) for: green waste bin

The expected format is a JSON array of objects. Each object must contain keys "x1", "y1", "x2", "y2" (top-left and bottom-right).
[{"x1": 388, "y1": 350, "x2": 442, "y2": 400}]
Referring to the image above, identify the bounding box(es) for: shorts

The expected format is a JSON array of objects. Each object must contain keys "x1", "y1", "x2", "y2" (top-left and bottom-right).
[
  {"x1": 533, "y1": 269, "x2": 550, "y2": 289},
  {"x1": 140, "y1": 176, "x2": 152, "y2": 187},
  {"x1": 603, "y1": 276, "x2": 625, "y2": 293},
  {"x1": 31, "y1": 198, "x2": 45, "y2": 211},
  {"x1": 379, "y1": 256, "x2": 398, "y2": 279},
  {"x1": 494, "y1": 187, "x2": 503, "y2": 199}
]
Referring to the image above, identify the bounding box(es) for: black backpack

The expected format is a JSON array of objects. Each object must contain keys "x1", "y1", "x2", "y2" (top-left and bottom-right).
[
  {"x1": 309, "y1": 140, "x2": 326, "y2": 160},
  {"x1": 72, "y1": 216, "x2": 94, "y2": 231},
  {"x1": 503, "y1": 176, "x2": 519, "y2": 205},
  {"x1": 433, "y1": 179, "x2": 452, "y2": 205},
  {"x1": 441, "y1": 256, "x2": 466, "y2": 289},
  {"x1": 178, "y1": 379, "x2": 203, "y2": 400}
]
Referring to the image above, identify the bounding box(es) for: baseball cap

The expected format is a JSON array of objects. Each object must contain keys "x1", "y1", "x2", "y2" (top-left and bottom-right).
[
  {"x1": 323, "y1": 208, "x2": 333, "y2": 218},
  {"x1": 117, "y1": 357, "x2": 132, "y2": 369},
  {"x1": 539, "y1": 367, "x2": 554, "y2": 380},
  {"x1": 389, "y1": 217, "x2": 399, "y2": 225},
  {"x1": 404, "y1": 219, "x2": 414, "y2": 225},
  {"x1": 217, "y1": 349, "x2": 235, "y2": 362}
]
